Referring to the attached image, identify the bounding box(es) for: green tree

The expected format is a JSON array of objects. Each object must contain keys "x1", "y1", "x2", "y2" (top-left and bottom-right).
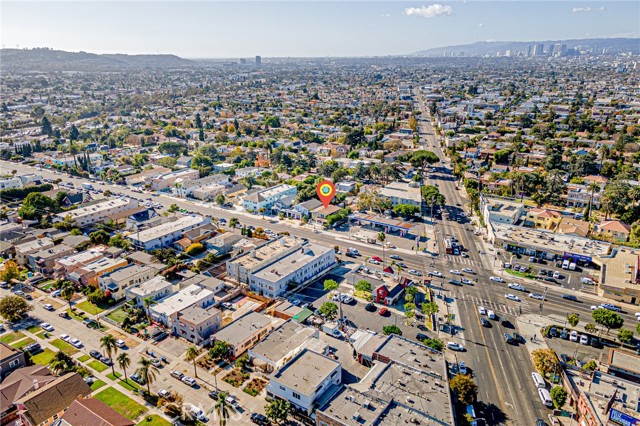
[
  {"x1": 168, "y1": 203, "x2": 179, "y2": 213},
  {"x1": 48, "y1": 350, "x2": 76, "y2": 375},
  {"x1": 0, "y1": 295, "x2": 33, "y2": 322},
  {"x1": 583, "y1": 360, "x2": 597, "y2": 371},
  {"x1": 392, "y1": 204, "x2": 420, "y2": 217},
  {"x1": 265, "y1": 398, "x2": 291, "y2": 425},
  {"x1": 0, "y1": 260, "x2": 19, "y2": 282},
  {"x1": 60, "y1": 284, "x2": 75, "y2": 308},
  {"x1": 382, "y1": 325, "x2": 402, "y2": 336},
  {"x1": 100, "y1": 334, "x2": 119, "y2": 376},
  {"x1": 421, "y1": 301, "x2": 439, "y2": 316},
  {"x1": 422, "y1": 338, "x2": 444, "y2": 351},
  {"x1": 108, "y1": 233, "x2": 131, "y2": 250},
  {"x1": 450, "y1": 375, "x2": 478, "y2": 405},
  {"x1": 18, "y1": 192, "x2": 58, "y2": 220},
  {"x1": 404, "y1": 302, "x2": 416, "y2": 319},
  {"x1": 215, "y1": 194, "x2": 226, "y2": 206},
  {"x1": 532, "y1": 349, "x2": 559, "y2": 376},
  {"x1": 410, "y1": 150, "x2": 439, "y2": 184},
  {"x1": 229, "y1": 217, "x2": 239, "y2": 229},
  {"x1": 136, "y1": 357, "x2": 158, "y2": 395},
  {"x1": 185, "y1": 345, "x2": 200, "y2": 378},
  {"x1": 550, "y1": 386, "x2": 568, "y2": 409},
  {"x1": 319, "y1": 302, "x2": 338, "y2": 319},
  {"x1": 69, "y1": 125, "x2": 79, "y2": 141},
  {"x1": 355, "y1": 280, "x2": 371, "y2": 292},
  {"x1": 41, "y1": 116, "x2": 53, "y2": 136},
  {"x1": 208, "y1": 340, "x2": 230, "y2": 360},
  {"x1": 618, "y1": 328, "x2": 634, "y2": 344},
  {"x1": 585, "y1": 323, "x2": 597, "y2": 333},
  {"x1": 215, "y1": 392, "x2": 231, "y2": 426},
  {"x1": 89, "y1": 229, "x2": 110, "y2": 245},
  {"x1": 117, "y1": 352, "x2": 131, "y2": 383},
  {"x1": 567, "y1": 313, "x2": 580, "y2": 328},
  {"x1": 592, "y1": 308, "x2": 624, "y2": 333}
]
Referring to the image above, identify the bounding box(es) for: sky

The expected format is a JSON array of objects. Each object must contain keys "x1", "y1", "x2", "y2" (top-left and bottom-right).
[{"x1": 2, "y1": 1, "x2": 638, "y2": 58}]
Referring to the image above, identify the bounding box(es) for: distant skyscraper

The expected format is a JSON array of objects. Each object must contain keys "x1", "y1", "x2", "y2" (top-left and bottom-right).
[
  {"x1": 239, "y1": 58, "x2": 246, "y2": 64},
  {"x1": 533, "y1": 44, "x2": 545, "y2": 56},
  {"x1": 255, "y1": 55, "x2": 261, "y2": 66}
]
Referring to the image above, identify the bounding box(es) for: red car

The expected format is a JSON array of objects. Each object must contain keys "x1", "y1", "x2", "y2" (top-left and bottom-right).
[
  {"x1": 378, "y1": 307, "x2": 389, "y2": 316},
  {"x1": 371, "y1": 256, "x2": 383, "y2": 262}
]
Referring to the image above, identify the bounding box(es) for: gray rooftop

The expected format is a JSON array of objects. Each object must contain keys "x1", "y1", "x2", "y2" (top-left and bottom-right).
[
  {"x1": 103, "y1": 264, "x2": 155, "y2": 282},
  {"x1": 214, "y1": 311, "x2": 272, "y2": 346},
  {"x1": 249, "y1": 320, "x2": 316, "y2": 363},
  {"x1": 270, "y1": 348, "x2": 341, "y2": 396},
  {"x1": 178, "y1": 305, "x2": 221, "y2": 325}
]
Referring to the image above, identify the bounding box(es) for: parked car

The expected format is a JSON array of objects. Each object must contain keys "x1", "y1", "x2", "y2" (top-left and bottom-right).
[
  {"x1": 90, "y1": 350, "x2": 102, "y2": 359},
  {"x1": 69, "y1": 338, "x2": 83, "y2": 348},
  {"x1": 181, "y1": 376, "x2": 197, "y2": 387},
  {"x1": 43, "y1": 304, "x2": 54, "y2": 311},
  {"x1": 378, "y1": 307, "x2": 389, "y2": 316},
  {"x1": 447, "y1": 342, "x2": 464, "y2": 351},
  {"x1": 100, "y1": 356, "x2": 112, "y2": 366},
  {"x1": 365, "y1": 302, "x2": 376, "y2": 312},
  {"x1": 490, "y1": 276, "x2": 504, "y2": 282},
  {"x1": 40, "y1": 323, "x2": 54, "y2": 332},
  {"x1": 170, "y1": 370, "x2": 184, "y2": 380},
  {"x1": 115, "y1": 339, "x2": 125, "y2": 348},
  {"x1": 158, "y1": 389, "x2": 170, "y2": 399},
  {"x1": 251, "y1": 413, "x2": 269, "y2": 425},
  {"x1": 580, "y1": 334, "x2": 589, "y2": 345},
  {"x1": 458, "y1": 361, "x2": 468, "y2": 375},
  {"x1": 60, "y1": 334, "x2": 70, "y2": 342}
]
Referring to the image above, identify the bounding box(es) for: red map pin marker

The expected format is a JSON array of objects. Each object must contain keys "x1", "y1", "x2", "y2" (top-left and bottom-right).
[{"x1": 316, "y1": 180, "x2": 336, "y2": 208}]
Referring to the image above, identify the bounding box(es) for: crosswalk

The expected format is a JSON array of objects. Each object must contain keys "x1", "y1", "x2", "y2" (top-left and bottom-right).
[
  {"x1": 442, "y1": 255, "x2": 482, "y2": 267},
  {"x1": 457, "y1": 293, "x2": 534, "y2": 317}
]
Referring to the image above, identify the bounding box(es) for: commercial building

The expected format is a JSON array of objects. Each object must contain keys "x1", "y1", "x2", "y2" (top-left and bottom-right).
[
  {"x1": 480, "y1": 195, "x2": 525, "y2": 225},
  {"x1": 53, "y1": 198, "x2": 138, "y2": 227},
  {"x1": 125, "y1": 275, "x2": 173, "y2": 306},
  {"x1": 127, "y1": 215, "x2": 210, "y2": 251},
  {"x1": 242, "y1": 184, "x2": 297, "y2": 213},
  {"x1": 14, "y1": 238, "x2": 54, "y2": 265},
  {"x1": 98, "y1": 264, "x2": 158, "y2": 300},
  {"x1": 378, "y1": 181, "x2": 423, "y2": 208},
  {"x1": 248, "y1": 320, "x2": 319, "y2": 373},
  {"x1": 596, "y1": 248, "x2": 640, "y2": 305},
  {"x1": 212, "y1": 311, "x2": 274, "y2": 358},
  {"x1": 149, "y1": 284, "x2": 215, "y2": 327},
  {"x1": 149, "y1": 168, "x2": 199, "y2": 191},
  {"x1": 173, "y1": 305, "x2": 222, "y2": 345},
  {"x1": 267, "y1": 348, "x2": 341, "y2": 415}
]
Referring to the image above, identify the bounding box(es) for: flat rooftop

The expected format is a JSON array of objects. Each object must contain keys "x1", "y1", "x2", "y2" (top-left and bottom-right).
[
  {"x1": 270, "y1": 348, "x2": 340, "y2": 396},
  {"x1": 130, "y1": 215, "x2": 206, "y2": 243},
  {"x1": 252, "y1": 243, "x2": 333, "y2": 283},
  {"x1": 258, "y1": 184, "x2": 295, "y2": 198},
  {"x1": 600, "y1": 248, "x2": 640, "y2": 291},
  {"x1": 81, "y1": 257, "x2": 126, "y2": 273},
  {"x1": 230, "y1": 237, "x2": 301, "y2": 271},
  {"x1": 317, "y1": 385, "x2": 390, "y2": 426},
  {"x1": 249, "y1": 320, "x2": 316, "y2": 362},
  {"x1": 491, "y1": 222, "x2": 611, "y2": 258},
  {"x1": 214, "y1": 311, "x2": 272, "y2": 346},
  {"x1": 379, "y1": 181, "x2": 422, "y2": 203},
  {"x1": 151, "y1": 284, "x2": 213, "y2": 317},
  {"x1": 373, "y1": 335, "x2": 446, "y2": 379},
  {"x1": 608, "y1": 348, "x2": 640, "y2": 375},
  {"x1": 127, "y1": 276, "x2": 171, "y2": 298},
  {"x1": 58, "y1": 198, "x2": 134, "y2": 220}
]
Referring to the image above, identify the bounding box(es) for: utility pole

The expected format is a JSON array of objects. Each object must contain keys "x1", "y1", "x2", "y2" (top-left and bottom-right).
[{"x1": 539, "y1": 286, "x2": 549, "y2": 316}]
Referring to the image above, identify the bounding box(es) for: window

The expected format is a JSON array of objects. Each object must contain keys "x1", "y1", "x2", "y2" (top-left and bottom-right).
[
  {"x1": 292, "y1": 392, "x2": 301, "y2": 400},
  {"x1": 9, "y1": 359, "x2": 20, "y2": 367},
  {"x1": 279, "y1": 385, "x2": 285, "y2": 391}
]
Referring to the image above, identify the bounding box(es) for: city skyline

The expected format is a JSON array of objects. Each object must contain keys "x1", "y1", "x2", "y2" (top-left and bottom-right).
[{"x1": 2, "y1": 1, "x2": 639, "y2": 58}]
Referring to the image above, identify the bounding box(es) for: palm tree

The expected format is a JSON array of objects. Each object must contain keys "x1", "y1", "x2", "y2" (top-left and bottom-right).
[
  {"x1": 60, "y1": 283, "x2": 75, "y2": 308},
  {"x1": 142, "y1": 297, "x2": 153, "y2": 323},
  {"x1": 117, "y1": 352, "x2": 131, "y2": 383},
  {"x1": 215, "y1": 392, "x2": 230, "y2": 426},
  {"x1": 136, "y1": 357, "x2": 158, "y2": 395},
  {"x1": 100, "y1": 335, "x2": 118, "y2": 376},
  {"x1": 586, "y1": 182, "x2": 601, "y2": 221},
  {"x1": 185, "y1": 345, "x2": 200, "y2": 378},
  {"x1": 49, "y1": 351, "x2": 75, "y2": 375},
  {"x1": 377, "y1": 232, "x2": 386, "y2": 267}
]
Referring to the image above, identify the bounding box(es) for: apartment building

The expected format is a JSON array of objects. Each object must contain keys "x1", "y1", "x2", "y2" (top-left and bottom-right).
[
  {"x1": 149, "y1": 169, "x2": 199, "y2": 191},
  {"x1": 127, "y1": 215, "x2": 210, "y2": 251},
  {"x1": 174, "y1": 174, "x2": 229, "y2": 198},
  {"x1": 212, "y1": 311, "x2": 274, "y2": 358},
  {"x1": 524, "y1": 208, "x2": 562, "y2": 230},
  {"x1": 53, "y1": 198, "x2": 139, "y2": 227},
  {"x1": 173, "y1": 305, "x2": 222, "y2": 345},
  {"x1": 27, "y1": 244, "x2": 76, "y2": 274},
  {"x1": 480, "y1": 195, "x2": 525, "y2": 225},
  {"x1": 226, "y1": 237, "x2": 302, "y2": 284},
  {"x1": 124, "y1": 166, "x2": 171, "y2": 186},
  {"x1": 242, "y1": 184, "x2": 297, "y2": 212},
  {"x1": 14, "y1": 238, "x2": 54, "y2": 265},
  {"x1": 0, "y1": 177, "x2": 23, "y2": 190},
  {"x1": 98, "y1": 264, "x2": 158, "y2": 300},
  {"x1": 53, "y1": 247, "x2": 107, "y2": 278},
  {"x1": 248, "y1": 320, "x2": 319, "y2": 373},
  {"x1": 68, "y1": 257, "x2": 128, "y2": 287},
  {"x1": 125, "y1": 275, "x2": 173, "y2": 306},
  {"x1": 378, "y1": 181, "x2": 423, "y2": 208},
  {"x1": 149, "y1": 284, "x2": 215, "y2": 327}
]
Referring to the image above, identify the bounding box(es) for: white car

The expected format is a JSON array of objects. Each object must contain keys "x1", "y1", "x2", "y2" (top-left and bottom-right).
[
  {"x1": 478, "y1": 306, "x2": 487, "y2": 315},
  {"x1": 40, "y1": 323, "x2": 54, "y2": 332},
  {"x1": 570, "y1": 331, "x2": 578, "y2": 342},
  {"x1": 447, "y1": 342, "x2": 464, "y2": 351},
  {"x1": 429, "y1": 271, "x2": 443, "y2": 278},
  {"x1": 580, "y1": 334, "x2": 589, "y2": 345},
  {"x1": 368, "y1": 259, "x2": 380, "y2": 265},
  {"x1": 69, "y1": 338, "x2": 83, "y2": 348},
  {"x1": 505, "y1": 294, "x2": 521, "y2": 302},
  {"x1": 462, "y1": 268, "x2": 475, "y2": 274},
  {"x1": 409, "y1": 270, "x2": 422, "y2": 276},
  {"x1": 450, "y1": 270, "x2": 462, "y2": 275},
  {"x1": 590, "y1": 305, "x2": 600, "y2": 311},
  {"x1": 461, "y1": 278, "x2": 472, "y2": 285},
  {"x1": 529, "y1": 293, "x2": 545, "y2": 300},
  {"x1": 490, "y1": 276, "x2": 504, "y2": 283},
  {"x1": 43, "y1": 304, "x2": 54, "y2": 311},
  {"x1": 158, "y1": 389, "x2": 170, "y2": 399},
  {"x1": 508, "y1": 283, "x2": 526, "y2": 292},
  {"x1": 115, "y1": 339, "x2": 125, "y2": 348},
  {"x1": 60, "y1": 334, "x2": 70, "y2": 342},
  {"x1": 341, "y1": 295, "x2": 353, "y2": 304},
  {"x1": 181, "y1": 376, "x2": 197, "y2": 387}
]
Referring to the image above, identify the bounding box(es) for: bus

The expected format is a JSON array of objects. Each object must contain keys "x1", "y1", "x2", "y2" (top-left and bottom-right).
[{"x1": 444, "y1": 239, "x2": 454, "y2": 254}]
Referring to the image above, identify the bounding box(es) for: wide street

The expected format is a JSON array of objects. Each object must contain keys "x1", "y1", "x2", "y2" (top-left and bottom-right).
[{"x1": 2, "y1": 133, "x2": 639, "y2": 425}]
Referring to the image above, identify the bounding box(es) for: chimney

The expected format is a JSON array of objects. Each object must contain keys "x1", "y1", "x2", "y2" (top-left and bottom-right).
[{"x1": 33, "y1": 379, "x2": 39, "y2": 390}]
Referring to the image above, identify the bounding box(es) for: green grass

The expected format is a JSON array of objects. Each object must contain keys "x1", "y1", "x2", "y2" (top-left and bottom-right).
[
  {"x1": 38, "y1": 280, "x2": 56, "y2": 291},
  {"x1": 106, "y1": 308, "x2": 128, "y2": 324},
  {"x1": 87, "y1": 360, "x2": 109, "y2": 372},
  {"x1": 67, "y1": 308, "x2": 85, "y2": 321},
  {"x1": 505, "y1": 269, "x2": 536, "y2": 280},
  {"x1": 136, "y1": 415, "x2": 171, "y2": 426},
  {"x1": 78, "y1": 354, "x2": 90, "y2": 363},
  {"x1": 30, "y1": 348, "x2": 56, "y2": 365},
  {"x1": 107, "y1": 371, "x2": 122, "y2": 381},
  {"x1": 34, "y1": 330, "x2": 47, "y2": 339},
  {"x1": 26, "y1": 325, "x2": 41, "y2": 333},
  {"x1": 0, "y1": 331, "x2": 25, "y2": 344},
  {"x1": 90, "y1": 379, "x2": 106, "y2": 391},
  {"x1": 118, "y1": 379, "x2": 141, "y2": 393},
  {"x1": 10, "y1": 337, "x2": 35, "y2": 349},
  {"x1": 76, "y1": 300, "x2": 105, "y2": 315},
  {"x1": 94, "y1": 387, "x2": 147, "y2": 420},
  {"x1": 50, "y1": 338, "x2": 78, "y2": 355}
]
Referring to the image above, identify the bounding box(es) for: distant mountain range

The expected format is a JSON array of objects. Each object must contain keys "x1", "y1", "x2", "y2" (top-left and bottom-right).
[
  {"x1": 1, "y1": 48, "x2": 193, "y2": 71},
  {"x1": 413, "y1": 38, "x2": 640, "y2": 56}
]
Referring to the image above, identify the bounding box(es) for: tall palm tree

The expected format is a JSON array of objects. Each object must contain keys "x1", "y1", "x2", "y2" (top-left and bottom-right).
[
  {"x1": 586, "y1": 182, "x2": 601, "y2": 221},
  {"x1": 117, "y1": 352, "x2": 131, "y2": 383},
  {"x1": 49, "y1": 351, "x2": 75, "y2": 375},
  {"x1": 136, "y1": 357, "x2": 158, "y2": 395},
  {"x1": 377, "y1": 232, "x2": 386, "y2": 267},
  {"x1": 215, "y1": 392, "x2": 230, "y2": 426},
  {"x1": 185, "y1": 345, "x2": 200, "y2": 378},
  {"x1": 142, "y1": 297, "x2": 153, "y2": 323},
  {"x1": 100, "y1": 335, "x2": 118, "y2": 376}
]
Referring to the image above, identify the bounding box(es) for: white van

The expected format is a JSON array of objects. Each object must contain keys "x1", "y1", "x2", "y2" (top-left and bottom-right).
[
  {"x1": 487, "y1": 310, "x2": 497, "y2": 320},
  {"x1": 562, "y1": 260, "x2": 570, "y2": 269},
  {"x1": 531, "y1": 372, "x2": 545, "y2": 389},
  {"x1": 569, "y1": 262, "x2": 576, "y2": 271},
  {"x1": 538, "y1": 388, "x2": 553, "y2": 408}
]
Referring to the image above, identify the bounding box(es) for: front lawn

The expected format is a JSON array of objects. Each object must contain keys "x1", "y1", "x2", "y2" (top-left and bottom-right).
[
  {"x1": 136, "y1": 415, "x2": 171, "y2": 426},
  {"x1": 0, "y1": 331, "x2": 25, "y2": 344},
  {"x1": 87, "y1": 360, "x2": 109, "y2": 372},
  {"x1": 91, "y1": 379, "x2": 106, "y2": 391},
  {"x1": 78, "y1": 354, "x2": 90, "y2": 363},
  {"x1": 30, "y1": 348, "x2": 56, "y2": 365},
  {"x1": 505, "y1": 268, "x2": 536, "y2": 280},
  {"x1": 76, "y1": 300, "x2": 106, "y2": 315},
  {"x1": 10, "y1": 337, "x2": 35, "y2": 349},
  {"x1": 50, "y1": 338, "x2": 78, "y2": 355},
  {"x1": 107, "y1": 371, "x2": 122, "y2": 381},
  {"x1": 94, "y1": 387, "x2": 147, "y2": 420},
  {"x1": 106, "y1": 308, "x2": 129, "y2": 324},
  {"x1": 118, "y1": 379, "x2": 141, "y2": 393},
  {"x1": 26, "y1": 325, "x2": 41, "y2": 333}
]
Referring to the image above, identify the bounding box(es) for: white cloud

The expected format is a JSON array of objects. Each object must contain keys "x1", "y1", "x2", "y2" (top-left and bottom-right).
[
  {"x1": 381, "y1": 13, "x2": 391, "y2": 18},
  {"x1": 478, "y1": 23, "x2": 484, "y2": 28},
  {"x1": 572, "y1": 6, "x2": 606, "y2": 13},
  {"x1": 404, "y1": 4, "x2": 453, "y2": 19}
]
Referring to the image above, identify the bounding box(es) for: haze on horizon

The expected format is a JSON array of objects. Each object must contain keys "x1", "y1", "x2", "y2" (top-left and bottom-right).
[{"x1": 2, "y1": 1, "x2": 639, "y2": 58}]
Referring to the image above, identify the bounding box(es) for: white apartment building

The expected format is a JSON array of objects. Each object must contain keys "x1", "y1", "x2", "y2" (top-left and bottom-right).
[
  {"x1": 149, "y1": 169, "x2": 199, "y2": 191},
  {"x1": 378, "y1": 181, "x2": 423, "y2": 208},
  {"x1": 14, "y1": 238, "x2": 54, "y2": 265},
  {"x1": 266, "y1": 348, "x2": 341, "y2": 415},
  {"x1": 149, "y1": 284, "x2": 215, "y2": 327},
  {"x1": 235, "y1": 167, "x2": 266, "y2": 179},
  {"x1": 53, "y1": 198, "x2": 139, "y2": 227},
  {"x1": 0, "y1": 177, "x2": 23, "y2": 191},
  {"x1": 127, "y1": 215, "x2": 210, "y2": 251},
  {"x1": 98, "y1": 264, "x2": 158, "y2": 300},
  {"x1": 174, "y1": 174, "x2": 229, "y2": 198},
  {"x1": 125, "y1": 275, "x2": 173, "y2": 306},
  {"x1": 242, "y1": 184, "x2": 297, "y2": 213}
]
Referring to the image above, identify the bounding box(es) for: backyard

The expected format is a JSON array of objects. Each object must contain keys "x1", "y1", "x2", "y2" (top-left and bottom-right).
[
  {"x1": 243, "y1": 377, "x2": 267, "y2": 397},
  {"x1": 106, "y1": 308, "x2": 129, "y2": 324},
  {"x1": 94, "y1": 387, "x2": 147, "y2": 420}
]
